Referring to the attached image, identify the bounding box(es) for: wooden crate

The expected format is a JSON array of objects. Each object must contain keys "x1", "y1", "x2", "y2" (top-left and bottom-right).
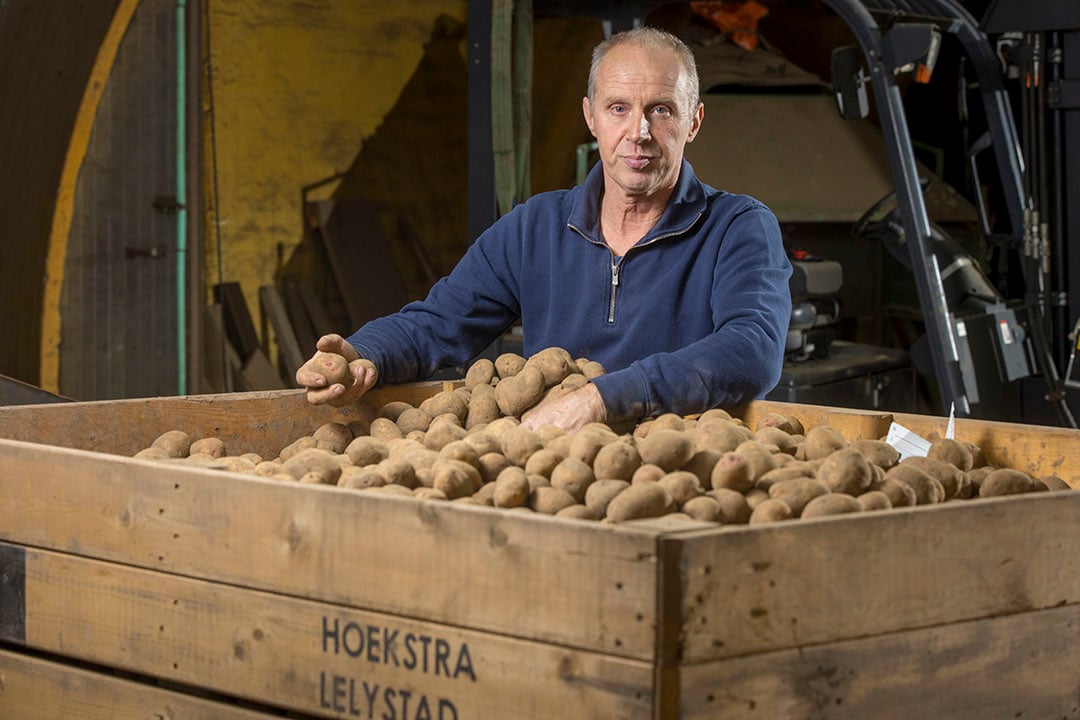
[{"x1": 0, "y1": 388, "x2": 1078, "y2": 719}]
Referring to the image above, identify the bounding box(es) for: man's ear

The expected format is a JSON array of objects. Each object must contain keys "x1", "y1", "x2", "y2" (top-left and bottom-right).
[
  {"x1": 686, "y1": 102, "x2": 705, "y2": 143},
  {"x1": 582, "y1": 96, "x2": 596, "y2": 136}
]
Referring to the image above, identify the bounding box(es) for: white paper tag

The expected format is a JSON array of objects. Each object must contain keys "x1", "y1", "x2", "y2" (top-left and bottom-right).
[
  {"x1": 946, "y1": 402, "x2": 956, "y2": 440},
  {"x1": 885, "y1": 421, "x2": 931, "y2": 461}
]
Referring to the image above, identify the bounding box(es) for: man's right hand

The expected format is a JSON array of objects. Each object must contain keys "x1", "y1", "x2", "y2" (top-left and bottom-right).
[{"x1": 295, "y1": 334, "x2": 378, "y2": 407}]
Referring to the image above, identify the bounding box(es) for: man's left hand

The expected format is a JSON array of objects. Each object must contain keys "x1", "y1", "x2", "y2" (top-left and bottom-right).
[{"x1": 521, "y1": 383, "x2": 607, "y2": 434}]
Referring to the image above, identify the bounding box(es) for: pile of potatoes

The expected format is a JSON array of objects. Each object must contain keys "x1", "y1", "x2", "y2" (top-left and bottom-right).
[{"x1": 133, "y1": 347, "x2": 1073, "y2": 525}]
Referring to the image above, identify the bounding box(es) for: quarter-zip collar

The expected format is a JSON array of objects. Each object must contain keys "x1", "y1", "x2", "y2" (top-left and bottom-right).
[{"x1": 567, "y1": 159, "x2": 711, "y2": 247}]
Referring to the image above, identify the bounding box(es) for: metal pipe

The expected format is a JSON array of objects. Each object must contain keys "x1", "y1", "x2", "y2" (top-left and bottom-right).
[{"x1": 176, "y1": 0, "x2": 188, "y2": 396}]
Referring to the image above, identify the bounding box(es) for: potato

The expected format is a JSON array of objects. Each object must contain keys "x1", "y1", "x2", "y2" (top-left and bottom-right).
[
  {"x1": 311, "y1": 423, "x2": 352, "y2": 455},
  {"x1": 979, "y1": 468, "x2": 1037, "y2": 497},
  {"x1": 423, "y1": 419, "x2": 468, "y2": 451},
  {"x1": 275, "y1": 436, "x2": 313, "y2": 462},
  {"x1": 251, "y1": 460, "x2": 284, "y2": 477},
  {"x1": 431, "y1": 459, "x2": 481, "y2": 499},
  {"x1": 605, "y1": 483, "x2": 673, "y2": 522},
  {"x1": 659, "y1": 471, "x2": 704, "y2": 507},
  {"x1": 631, "y1": 463, "x2": 666, "y2": 485},
  {"x1": 733, "y1": 440, "x2": 779, "y2": 480},
  {"x1": 902, "y1": 456, "x2": 964, "y2": 499},
  {"x1": 562, "y1": 428, "x2": 609, "y2": 465},
  {"x1": 134, "y1": 445, "x2": 171, "y2": 461},
  {"x1": 371, "y1": 484, "x2": 415, "y2": 498},
  {"x1": 706, "y1": 488, "x2": 751, "y2": 524},
  {"x1": 369, "y1": 417, "x2": 405, "y2": 442},
  {"x1": 424, "y1": 391, "x2": 469, "y2": 424},
  {"x1": 816, "y1": 448, "x2": 873, "y2": 496},
  {"x1": 800, "y1": 493, "x2": 863, "y2": 518},
  {"x1": 465, "y1": 392, "x2": 502, "y2": 430},
  {"x1": 527, "y1": 474, "x2": 551, "y2": 491},
  {"x1": 338, "y1": 465, "x2": 387, "y2": 490},
  {"x1": 868, "y1": 477, "x2": 918, "y2": 508},
  {"x1": 465, "y1": 358, "x2": 496, "y2": 389},
  {"x1": 755, "y1": 463, "x2": 816, "y2": 492},
  {"x1": 857, "y1": 490, "x2": 893, "y2": 511},
  {"x1": 849, "y1": 439, "x2": 900, "y2": 470},
  {"x1": 550, "y1": 457, "x2": 596, "y2": 503},
  {"x1": 556, "y1": 504, "x2": 598, "y2": 521},
  {"x1": 377, "y1": 401, "x2": 413, "y2": 422},
  {"x1": 345, "y1": 436, "x2": 390, "y2": 467},
  {"x1": 477, "y1": 452, "x2": 512, "y2": 485},
  {"x1": 593, "y1": 441, "x2": 643, "y2": 481},
  {"x1": 376, "y1": 458, "x2": 417, "y2": 489},
  {"x1": 494, "y1": 365, "x2": 546, "y2": 417},
  {"x1": 500, "y1": 425, "x2": 545, "y2": 467},
  {"x1": 524, "y1": 447, "x2": 565, "y2": 478},
  {"x1": 494, "y1": 352, "x2": 526, "y2": 379},
  {"x1": 681, "y1": 449, "x2": 721, "y2": 489},
  {"x1": 927, "y1": 438, "x2": 974, "y2": 471},
  {"x1": 413, "y1": 487, "x2": 448, "y2": 501},
  {"x1": 681, "y1": 496, "x2": 721, "y2": 523},
  {"x1": 884, "y1": 464, "x2": 945, "y2": 505},
  {"x1": 1039, "y1": 475, "x2": 1071, "y2": 491},
  {"x1": 472, "y1": 482, "x2": 497, "y2": 505},
  {"x1": 749, "y1": 498, "x2": 793, "y2": 525},
  {"x1": 754, "y1": 427, "x2": 797, "y2": 455},
  {"x1": 310, "y1": 351, "x2": 351, "y2": 386},
  {"x1": 189, "y1": 437, "x2": 226, "y2": 459},
  {"x1": 579, "y1": 360, "x2": 606, "y2": 379},
  {"x1": 768, "y1": 477, "x2": 829, "y2": 516},
  {"x1": 637, "y1": 429, "x2": 695, "y2": 472},
  {"x1": 744, "y1": 487, "x2": 769, "y2": 511},
  {"x1": 524, "y1": 347, "x2": 575, "y2": 387},
  {"x1": 584, "y1": 479, "x2": 630, "y2": 518},
  {"x1": 493, "y1": 467, "x2": 531, "y2": 508},
  {"x1": 394, "y1": 408, "x2": 432, "y2": 435},
  {"x1": 754, "y1": 412, "x2": 803, "y2": 436},
  {"x1": 710, "y1": 452, "x2": 754, "y2": 493},
  {"x1": 693, "y1": 421, "x2": 753, "y2": 454},
  {"x1": 439, "y1": 440, "x2": 480, "y2": 468},
  {"x1": 152, "y1": 430, "x2": 192, "y2": 458},
  {"x1": 650, "y1": 413, "x2": 687, "y2": 433},
  {"x1": 530, "y1": 486, "x2": 578, "y2": 515},
  {"x1": 283, "y1": 448, "x2": 342, "y2": 484},
  {"x1": 803, "y1": 425, "x2": 846, "y2": 461}
]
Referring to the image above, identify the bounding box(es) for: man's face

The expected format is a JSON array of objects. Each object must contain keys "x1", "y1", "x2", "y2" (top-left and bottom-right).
[{"x1": 583, "y1": 43, "x2": 704, "y2": 201}]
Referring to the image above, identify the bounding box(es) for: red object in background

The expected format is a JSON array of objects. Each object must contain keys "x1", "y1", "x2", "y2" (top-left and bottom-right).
[{"x1": 691, "y1": 1, "x2": 770, "y2": 52}]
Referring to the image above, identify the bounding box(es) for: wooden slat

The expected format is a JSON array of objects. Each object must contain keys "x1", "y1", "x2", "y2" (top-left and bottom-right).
[
  {"x1": 678, "y1": 602, "x2": 1080, "y2": 719},
  {"x1": 2, "y1": 545, "x2": 653, "y2": 719},
  {"x1": 0, "y1": 443, "x2": 660, "y2": 660},
  {"x1": 894, "y1": 409, "x2": 1080, "y2": 485},
  {"x1": 259, "y1": 284, "x2": 306, "y2": 381},
  {"x1": 673, "y1": 492, "x2": 1080, "y2": 663},
  {"x1": 0, "y1": 649, "x2": 278, "y2": 720},
  {"x1": 0, "y1": 386, "x2": 449, "y2": 457}
]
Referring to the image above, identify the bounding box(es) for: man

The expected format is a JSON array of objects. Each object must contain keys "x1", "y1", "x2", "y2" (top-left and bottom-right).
[{"x1": 297, "y1": 27, "x2": 791, "y2": 432}]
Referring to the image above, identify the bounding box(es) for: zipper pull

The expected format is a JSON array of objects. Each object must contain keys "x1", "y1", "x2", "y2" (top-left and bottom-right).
[{"x1": 611, "y1": 258, "x2": 621, "y2": 286}]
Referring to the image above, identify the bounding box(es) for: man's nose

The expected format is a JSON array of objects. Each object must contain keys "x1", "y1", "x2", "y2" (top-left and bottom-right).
[{"x1": 628, "y1": 111, "x2": 651, "y2": 142}]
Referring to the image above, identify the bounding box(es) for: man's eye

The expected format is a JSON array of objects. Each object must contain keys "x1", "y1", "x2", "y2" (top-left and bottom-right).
[
  {"x1": 611, "y1": 104, "x2": 626, "y2": 113},
  {"x1": 653, "y1": 105, "x2": 671, "y2": 116}
]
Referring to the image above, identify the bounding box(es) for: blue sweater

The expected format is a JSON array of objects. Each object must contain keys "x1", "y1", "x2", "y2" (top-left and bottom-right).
[{"x1": 347, "y1": 160, "x2": 791, "y2": 422}]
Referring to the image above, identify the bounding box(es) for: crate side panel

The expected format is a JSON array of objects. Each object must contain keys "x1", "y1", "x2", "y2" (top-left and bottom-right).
[
  {"x1": 11, "y1": 545, "x2": 654, "y2": 720},
  {"x1": 0, "y1": 649, "x2": 280, "y2": 720},
  {"x1": 0, "y1": 442, "x2": 659, "y2": 659},
  {"x1": 679, "y1": 602, "x2": 1080, "y2": 719},
  {"x1": 0, "y1": 385, "x2": 448, "y2": 457},
  {"x1": 676, "y1": 493, "x2": 1080, "y2": 662},
  {"x1": 893, "y1": 410, "x2": 1080, "y2": 486}
]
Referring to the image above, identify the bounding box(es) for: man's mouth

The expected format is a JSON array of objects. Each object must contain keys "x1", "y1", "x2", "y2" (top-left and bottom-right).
[{"x1": 624, "y1": 155, "x2": 652, "y2": 170}]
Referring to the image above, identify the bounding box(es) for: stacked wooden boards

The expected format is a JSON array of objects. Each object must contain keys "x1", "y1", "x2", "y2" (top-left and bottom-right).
[{"x1": 0, "y1": 388, "x2": 1077, "y2": 719}]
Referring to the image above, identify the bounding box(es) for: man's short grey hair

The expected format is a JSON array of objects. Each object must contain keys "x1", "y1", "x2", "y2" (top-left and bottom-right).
[{"x1": 587, "y1": 27, "x2": 701, "y2": 112}]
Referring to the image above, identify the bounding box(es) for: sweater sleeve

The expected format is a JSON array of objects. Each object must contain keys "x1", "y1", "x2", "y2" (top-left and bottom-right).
[
  {"x1": 591, "y1": 205, "x2": 791, "y2": 421},
  {"x1": 344, "y1": 209, "x2": 525, "y2": 384}
]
